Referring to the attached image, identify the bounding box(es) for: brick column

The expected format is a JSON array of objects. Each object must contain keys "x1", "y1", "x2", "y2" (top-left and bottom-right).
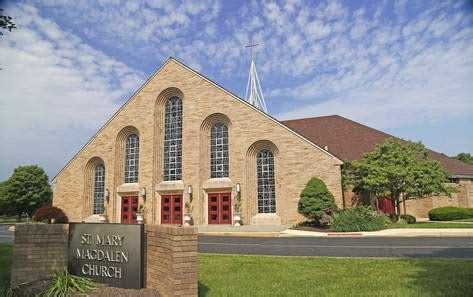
[
  {"x1": 11, "y1": 224, "x2": 69, "y2": 287},
  {"x1": 145, "y1": 225, "x2": 198, "y2": 297}
]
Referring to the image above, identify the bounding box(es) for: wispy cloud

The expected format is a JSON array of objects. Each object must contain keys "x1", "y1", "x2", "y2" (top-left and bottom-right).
[
  {"x1": 0, "y1": 0, "x2": 472, "y2": 179},
  {"x1": 0, "y1": 3, "x2": 145, "y2": 179}
]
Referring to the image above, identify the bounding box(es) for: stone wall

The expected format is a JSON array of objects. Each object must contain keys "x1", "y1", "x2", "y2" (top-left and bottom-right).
[
  {"x1": 146, "y1": 225, "x2": 198, "y2": 297},
  {"x1": 11, "y1": 224, "x2": 69, "y2": 287}
]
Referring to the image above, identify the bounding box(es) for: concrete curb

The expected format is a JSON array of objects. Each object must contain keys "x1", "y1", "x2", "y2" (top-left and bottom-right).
[
  {"x1": 280, "y1": 228, "x2": 473, "y2": 237},
  {"x1": 199, "y1": 232, "x2": 280, "y2": 237}
]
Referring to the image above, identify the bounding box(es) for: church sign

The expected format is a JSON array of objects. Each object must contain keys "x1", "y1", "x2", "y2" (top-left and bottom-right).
[{"x1": 68, "y1": 223, "x2": 144, "y2": 289}]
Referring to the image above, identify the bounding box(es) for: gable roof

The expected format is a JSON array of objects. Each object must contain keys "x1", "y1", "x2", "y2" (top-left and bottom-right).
[
  {"x1": 52, "y1": 58, "x2": 342, "y2": 181},
  {"x1": 281, "y1": 115, "x2": 473, "y2": 177}
]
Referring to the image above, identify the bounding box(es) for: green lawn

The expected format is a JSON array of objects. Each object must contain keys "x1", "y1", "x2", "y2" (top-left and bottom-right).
[
  {"x1": 0, "y1": 244, "x2": 12, "y2": 289},
  {"x1": 452, "y1": 218, "x2": 473, "y2": 222},
  {"x1": 1, "y1": 244, "x2": 472, "y2": 296},
  {"x1": 199, "y1": 254, "x2": 473, "y2": 296},
  {"x1": 0, "y1": 216, "x2": 18, "y2": 224},
  {"x1": 390, "y1": 222, "x2": 473, "y2": 228}
]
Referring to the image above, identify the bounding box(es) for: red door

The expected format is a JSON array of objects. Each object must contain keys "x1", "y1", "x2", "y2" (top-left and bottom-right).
[
  {"x1": 208, "y1": 193, "x2": 232, "y2": 224},
  {"x1": 161, "y1": 195, "x2": 183, "y2": 224},
  {"x1": 377, "y1": 197, "x2": 395, "y2": 214},
  {"x1": 121, "y1": 196, "x2": 138, "y2": 224}
]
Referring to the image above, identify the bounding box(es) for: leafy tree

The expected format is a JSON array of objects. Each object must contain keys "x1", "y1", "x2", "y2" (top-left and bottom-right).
[
  {"x1": 298, "y1": 177, "x2": 338, "y2": 225},
  {"x1": 454, "y1": 153, "x2": 473, "y2": 165},
  {"x1": 349, "y1": 138, "x2": 456, "y2": 220},
  {"x1": 0, "y1": 181, "x2": 10, "y2": 216},
  {"x1": 0, "y1": 8, "x2": 16, "y2": 36},
  {"x1": 1, "y1": 165, "x2": 52, "y2": 221}
]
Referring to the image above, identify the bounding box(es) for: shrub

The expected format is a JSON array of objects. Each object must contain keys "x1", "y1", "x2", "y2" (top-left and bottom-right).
[
  {"x1": 298, "y1": 177, "x2": 337, "y2": 225},
  {"x1": 33, "y1": 205, "x2": 68, "y2": 223},
  {"x1": 400, "y1": 214, "x2": 416, "y2": 224},
  {"x1": 43, "y1": 269, "x2": 95, "y2": 296},
  {"x1": 397, "y1": 218, "x2": 408, "y2": 225},
  {"x1": 428, "y1": 207, "x2": 473, "y2": 221},
  {"x1": 330, "y1": 206, "x2": 386, "y2": 232},
  {"x1": 380, "y1": 215, "x2": 393, "y2": 227}
]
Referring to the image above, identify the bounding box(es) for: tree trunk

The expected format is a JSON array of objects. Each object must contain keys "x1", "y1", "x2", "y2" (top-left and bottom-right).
[
  {"x1": 17, "y1": 213, "x2": 21, "y2": 222},
  {"x1": 393, "y1": 194, "x2": 401, "y2": 222},
  {"x1": 396, "y1": 202, "x2": 401, "y2": 222}
]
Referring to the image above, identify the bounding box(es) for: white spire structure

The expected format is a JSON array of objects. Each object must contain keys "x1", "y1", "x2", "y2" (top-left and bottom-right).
[{"x1": 244, "y1": 41, "x2": 268, "y2": 113}]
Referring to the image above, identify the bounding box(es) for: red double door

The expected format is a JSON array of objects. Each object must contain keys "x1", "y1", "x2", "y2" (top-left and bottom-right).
[
  {"x1": 161, "y1": 194, "x2": 183, "y2": 224},
  {"x1": 121, "y1": 196, "x2": 138, "y2": 224},
  {"x1": 208, "y1": 192, "x2": 232, "y2": 224}
]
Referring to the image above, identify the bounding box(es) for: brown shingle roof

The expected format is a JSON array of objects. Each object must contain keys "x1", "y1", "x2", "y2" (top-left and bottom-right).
[{"x1": 281, "y1": 115, "x2": 473, "y2": 177}]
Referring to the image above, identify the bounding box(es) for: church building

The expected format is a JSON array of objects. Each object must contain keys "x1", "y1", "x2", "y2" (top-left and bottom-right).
[
  {"x1": 52, "y1": 57, "x2": 473, "y2": 225},
  {"x1": 52, "y1": 58, "x2": 344, "y2": 226}
]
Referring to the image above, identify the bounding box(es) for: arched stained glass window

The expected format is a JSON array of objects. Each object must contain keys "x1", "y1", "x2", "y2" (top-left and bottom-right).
[
  {"x1": 210, "y1": 122, "x2": 229, "y2": 178},
  {"x1": 124, "y1": 134, "x2": 139, "y2": 183},
  {"x1": 164, "y1": 96, "x2": 183, "y2": 181},
  {"x1": 257, "y1": 149, "x2": 276, "y2": 213},
  {"x1": 93, "y1": 164, "x2": 105, "y2": 214}
]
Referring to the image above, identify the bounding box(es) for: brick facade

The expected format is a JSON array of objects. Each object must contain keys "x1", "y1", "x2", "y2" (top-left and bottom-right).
[
  {"x1": 145, "y1": 225, "x2": 198, "y2": 297},
  {"x1": 11, "y1": 224, "x2": 69, "y2": 287},
  {"x1": 52, "y1": 58, "x2": 343, "y2": 226},
  {"x1": 403, "y1": 179, "x2": 473, "y2": 218}
]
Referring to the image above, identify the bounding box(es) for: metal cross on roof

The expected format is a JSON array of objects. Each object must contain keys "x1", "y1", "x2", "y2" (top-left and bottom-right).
[{"x1": 244, "y1": 40, "x2": 268, "y2": 113}]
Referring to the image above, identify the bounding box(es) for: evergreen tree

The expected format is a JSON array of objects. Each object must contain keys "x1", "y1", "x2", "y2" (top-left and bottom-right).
[{"x1": 298, "y1": 177, "x2": 338, "y2": 224}]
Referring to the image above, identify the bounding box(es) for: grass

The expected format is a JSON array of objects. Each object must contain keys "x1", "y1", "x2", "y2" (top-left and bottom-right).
[
  {"x1": 452, "y1": 218, "x2": 473, "y2": 222},
  {"x1": 199, "y1": 254, "x2": 473, "y2": 296},
  {"x1": 2, "y1": 243, "x2": 473, "y2": 296},
  {"x1": 0, "y1": 244, "x2": 12, "y2": 290},
  {"x1": 389, "y1": 222, "x2": 473, "y2": 228},
  {"x1": 0, "y1": 216, "x2": 18, "y2": 224}
]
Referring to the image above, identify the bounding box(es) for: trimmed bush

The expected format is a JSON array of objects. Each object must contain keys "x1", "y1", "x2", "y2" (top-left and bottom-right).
[
  {"x1": 400, "y1": 214, "x2": 416, "y2": 224},
  {"x1": 33, "y1": 205, "x2": 68, "y2": 223},
  {"x1": 330, "y1": 206, "x2": 386, "y2": 232},
  {"x1": 298, "y1": 177, "x2": 337, "y2": 226},
  {"x1": 428, "y1": 207, "x2": 473, "y2": 221}
]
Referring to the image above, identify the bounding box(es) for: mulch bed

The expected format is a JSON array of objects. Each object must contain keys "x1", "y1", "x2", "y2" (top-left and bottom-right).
[
  {"x1": 13, "y1": 279, "x2": 160, "y2": 297},
  {"x1": 74, "y1": 287, "x2": 160, "y2": 297},
  {"x1": 292, "y1": 225, "x2": 329, "y2": 232}
]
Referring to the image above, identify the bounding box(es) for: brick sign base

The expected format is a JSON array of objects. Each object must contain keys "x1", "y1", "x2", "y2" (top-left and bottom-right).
[{"x1": 11, "y1": 223, "x2": 198, "y2": 297}]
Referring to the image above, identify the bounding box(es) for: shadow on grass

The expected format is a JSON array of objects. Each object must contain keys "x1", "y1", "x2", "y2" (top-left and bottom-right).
[
  {"x1": 198, "y1": 281, "x2": 210, "y2": 296},
  {"x1": 405, "y1": 248, "x2": 473, "y2": 296}
]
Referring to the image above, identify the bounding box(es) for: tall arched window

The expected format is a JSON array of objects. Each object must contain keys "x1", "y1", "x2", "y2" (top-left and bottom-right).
[
  {"x1": 93, "y1": 164, "x2": 105, "y2": 214},
  {"x1": 257, "y1": 149, "x2": 276, "y2": 213},
  {"x1": 124, "y1": 134, "x2": 139, "y2": 183},
  {"x1": 164, "y1": 96, "x2": 183, "y2": 181},
  {"x1": 210, "y1": 122, "x2": 229, "y2": 178}
]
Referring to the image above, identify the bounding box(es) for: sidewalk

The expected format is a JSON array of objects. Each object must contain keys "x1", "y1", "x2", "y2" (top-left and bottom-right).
[
  {"x1": 198, "y1": 224, "x2": 290, "y2": 237},
  {"x1": 281, "y1": 228, "x2": 473, "y2": 237}
]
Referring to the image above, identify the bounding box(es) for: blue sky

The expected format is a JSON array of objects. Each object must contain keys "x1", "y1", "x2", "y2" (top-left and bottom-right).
[{"x1": 0, "y1": 0, "x2": 472, "y2": 180}]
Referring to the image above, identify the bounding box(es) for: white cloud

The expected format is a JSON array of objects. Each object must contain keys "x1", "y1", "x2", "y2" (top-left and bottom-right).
[
  {"x1": 268, "y1": 1, "x2": 473, "y2": 134},
  {"x1": 1, "y1": 0, "x2": 471, "y2": 177},
  {"x1": 0, "y1": 3, "x2": 145, "y2": 179}
]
